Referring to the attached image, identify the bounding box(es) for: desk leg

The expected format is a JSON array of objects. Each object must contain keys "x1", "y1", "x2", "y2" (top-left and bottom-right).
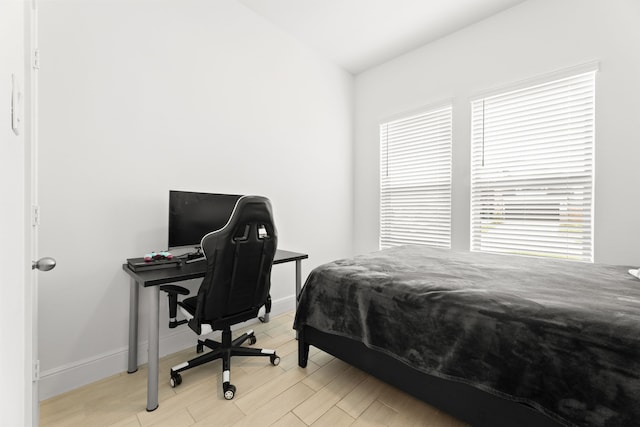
[
  {"x1": 127, "y1": 278, "x2": 139, "y2": 374},
  {"x1": 294, "y1": 260, "x2": 303, "y2": 339},
  {"x1": 147, "y1": 286, "x2": 160, "y2": 412},
  {"x1": 295, "y1": 260, "x2": 302, "y2": 303}
]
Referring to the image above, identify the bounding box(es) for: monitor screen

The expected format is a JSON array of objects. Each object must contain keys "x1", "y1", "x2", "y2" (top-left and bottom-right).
[{"x1": 168, "y1": 191, "x2": 243, "y2": 250}]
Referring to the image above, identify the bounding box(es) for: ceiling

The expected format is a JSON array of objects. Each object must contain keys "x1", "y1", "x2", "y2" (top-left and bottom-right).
[{"x1": 238, "y1": 0, "x2": 526, "y2": 74}]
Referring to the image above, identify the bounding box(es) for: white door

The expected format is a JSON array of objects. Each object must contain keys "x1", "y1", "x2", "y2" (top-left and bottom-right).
[
  {"x1": 0, "y1": 0, "x2": 30, "y2": 425},
  {"x1": 1, "y1": 1, "x2": 45, "y2": 425}
]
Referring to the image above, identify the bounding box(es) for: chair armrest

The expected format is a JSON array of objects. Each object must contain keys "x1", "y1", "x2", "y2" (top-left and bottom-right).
[
  {"x1": 160, "y1": 285, "x2": 190, "y2": 328},
  {"x1": 159, "y1": 285, "x2": 190, "y2": 296}
]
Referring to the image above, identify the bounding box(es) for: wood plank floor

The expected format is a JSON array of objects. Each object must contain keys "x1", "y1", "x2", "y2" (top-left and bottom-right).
[{"x1": 40, "y1": 312, "x2": 468, "y2": 427}]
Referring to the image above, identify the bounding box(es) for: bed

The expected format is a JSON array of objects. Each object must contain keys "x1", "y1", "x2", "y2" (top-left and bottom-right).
[{"x1": 293, "y1": 245, "x2": 640, "y2": 427}]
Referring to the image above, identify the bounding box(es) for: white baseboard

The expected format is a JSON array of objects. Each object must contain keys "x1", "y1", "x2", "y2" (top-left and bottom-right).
[{"x1": 39, "y1": 295, "x2": 295, "y2": 401}]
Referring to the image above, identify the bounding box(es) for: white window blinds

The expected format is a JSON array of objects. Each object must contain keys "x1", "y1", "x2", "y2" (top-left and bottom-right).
[
  {"x1": 380, "y1": 105, "x2": 452, "y2": 249},
  {"x1": 470, "y1": 70, "x2": 596, "y2": 262}
]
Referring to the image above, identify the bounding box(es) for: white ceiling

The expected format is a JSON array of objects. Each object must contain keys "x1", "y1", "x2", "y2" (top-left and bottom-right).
[{"x1": 238, "y1": 0, "x2": 526, "y2": 74}]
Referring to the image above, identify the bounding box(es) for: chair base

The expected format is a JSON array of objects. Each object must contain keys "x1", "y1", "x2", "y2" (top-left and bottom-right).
[{"x1": 169, "y1": 327, "x2": 280, "y2": 400}]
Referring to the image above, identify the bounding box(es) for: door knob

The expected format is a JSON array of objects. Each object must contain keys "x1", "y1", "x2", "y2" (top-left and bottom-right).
[{"x1": 32, "y1": 257, "x2": 56, "y2": 271}]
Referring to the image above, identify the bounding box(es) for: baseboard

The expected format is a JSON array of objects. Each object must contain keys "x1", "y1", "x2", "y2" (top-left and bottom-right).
[{"x1": 38, "y1": 295, "x2": 296, "y2": 401}]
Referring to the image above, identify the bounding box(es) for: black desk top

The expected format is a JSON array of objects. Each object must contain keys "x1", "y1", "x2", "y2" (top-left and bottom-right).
[{"x1": 123, "y1": 248, "x2": 308, "y2": 287}]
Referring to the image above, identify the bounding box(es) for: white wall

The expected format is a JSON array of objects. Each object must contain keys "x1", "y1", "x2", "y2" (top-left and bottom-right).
[
  {"x1": 354, "y1": 0, "x2": 640, "y2": 265},
  {"x1": 37, "y1": 0, "x2": 354, "y2": 399}
]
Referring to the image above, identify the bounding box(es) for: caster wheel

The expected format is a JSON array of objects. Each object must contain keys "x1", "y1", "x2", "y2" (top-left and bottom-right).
[
  {"x1": 196, "y1": 343, "x2": 204, "y2": 354},
  {"x1": 270, "y1": 354, "x2": 280, "y2": 366},
  {"x1": 169, "y1": 372, "x2": 182, "y2": 388},
  {"x1": 248, "y1": 335, "x2": 257, "y2": 345},
  {"x1": 224, "y1": 384, "x2": 236, "y2": 400}
]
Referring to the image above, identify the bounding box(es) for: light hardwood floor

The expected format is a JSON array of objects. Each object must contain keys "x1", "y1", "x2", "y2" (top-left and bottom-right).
[{"x1": 41, "y1": 312, "x2": 467, "y2": 427}]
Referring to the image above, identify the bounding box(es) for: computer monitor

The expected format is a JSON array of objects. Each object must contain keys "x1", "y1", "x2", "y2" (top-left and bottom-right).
[{"x1": 168, "y1": 190, "x2": 242, "y2": 250}]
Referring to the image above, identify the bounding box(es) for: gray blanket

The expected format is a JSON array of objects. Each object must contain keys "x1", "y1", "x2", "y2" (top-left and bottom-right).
[{"x1": 294, "y1": 245, "x2": 640, "y2": 427}]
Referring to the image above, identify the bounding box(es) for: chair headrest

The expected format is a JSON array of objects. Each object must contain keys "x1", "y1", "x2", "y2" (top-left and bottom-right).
[{"x1": 199, "y1": 195, "x2": 276, "y2": 249}]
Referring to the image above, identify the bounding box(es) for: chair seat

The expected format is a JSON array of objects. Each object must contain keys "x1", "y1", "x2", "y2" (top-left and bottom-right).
[{"x1": 180, "y1": 295, "x2": 261, "y2": 333}]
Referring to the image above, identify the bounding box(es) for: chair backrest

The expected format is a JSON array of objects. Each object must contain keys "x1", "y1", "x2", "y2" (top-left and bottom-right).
[{"x1": 191, "y1": 195, "x2": 278, "y2": 330}]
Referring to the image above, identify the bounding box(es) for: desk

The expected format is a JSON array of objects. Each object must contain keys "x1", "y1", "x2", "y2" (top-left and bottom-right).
[{"x1": 123, "y1": 249, "x2": 308, "y2": 411}]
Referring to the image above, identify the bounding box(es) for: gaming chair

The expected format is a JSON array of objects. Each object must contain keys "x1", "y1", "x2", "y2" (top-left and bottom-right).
[{"x1": 161, "y1": 195, "x2": 279, "y2": 400}]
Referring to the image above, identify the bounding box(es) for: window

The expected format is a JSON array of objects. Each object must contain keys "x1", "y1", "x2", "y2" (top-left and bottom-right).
[
  {"x1": 380, "y1": 105, "x2": 452, "y2": 249},
  {"x1": 470, "y1": 68, "x2": 596, "y2": 262}
]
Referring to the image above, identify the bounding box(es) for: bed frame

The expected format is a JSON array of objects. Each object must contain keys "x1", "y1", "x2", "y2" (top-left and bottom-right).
[{"x1": 297, "y1": 326, "x2": 565, "y2": 427}]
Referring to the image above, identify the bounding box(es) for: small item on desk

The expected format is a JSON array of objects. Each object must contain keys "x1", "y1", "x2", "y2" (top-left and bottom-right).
[
  {"x1": 183, "y1": 250, "x2": 204, "y2": 261},
  {"x1": 144, "y1": 251, "x2": 173, "y2": 262},
  {"x1": 178, "y1": 250, "x2": 205, "y2": 264},
  {"x1": 128, "y1": 253, "x2": 181, "y2": 272},
  {"x1": 628, "y1": 268, "x2": 640, "y2": 280}
]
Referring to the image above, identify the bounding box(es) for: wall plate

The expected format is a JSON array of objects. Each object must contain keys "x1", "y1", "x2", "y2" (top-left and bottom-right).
[{"x1": 11, "y1": 73, "x2": 22, "y2": 136}]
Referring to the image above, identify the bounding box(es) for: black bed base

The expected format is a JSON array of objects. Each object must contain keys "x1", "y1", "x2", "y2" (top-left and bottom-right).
[{"x1": 297, "y1": 326, "x2": 565, "y2": 427}]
